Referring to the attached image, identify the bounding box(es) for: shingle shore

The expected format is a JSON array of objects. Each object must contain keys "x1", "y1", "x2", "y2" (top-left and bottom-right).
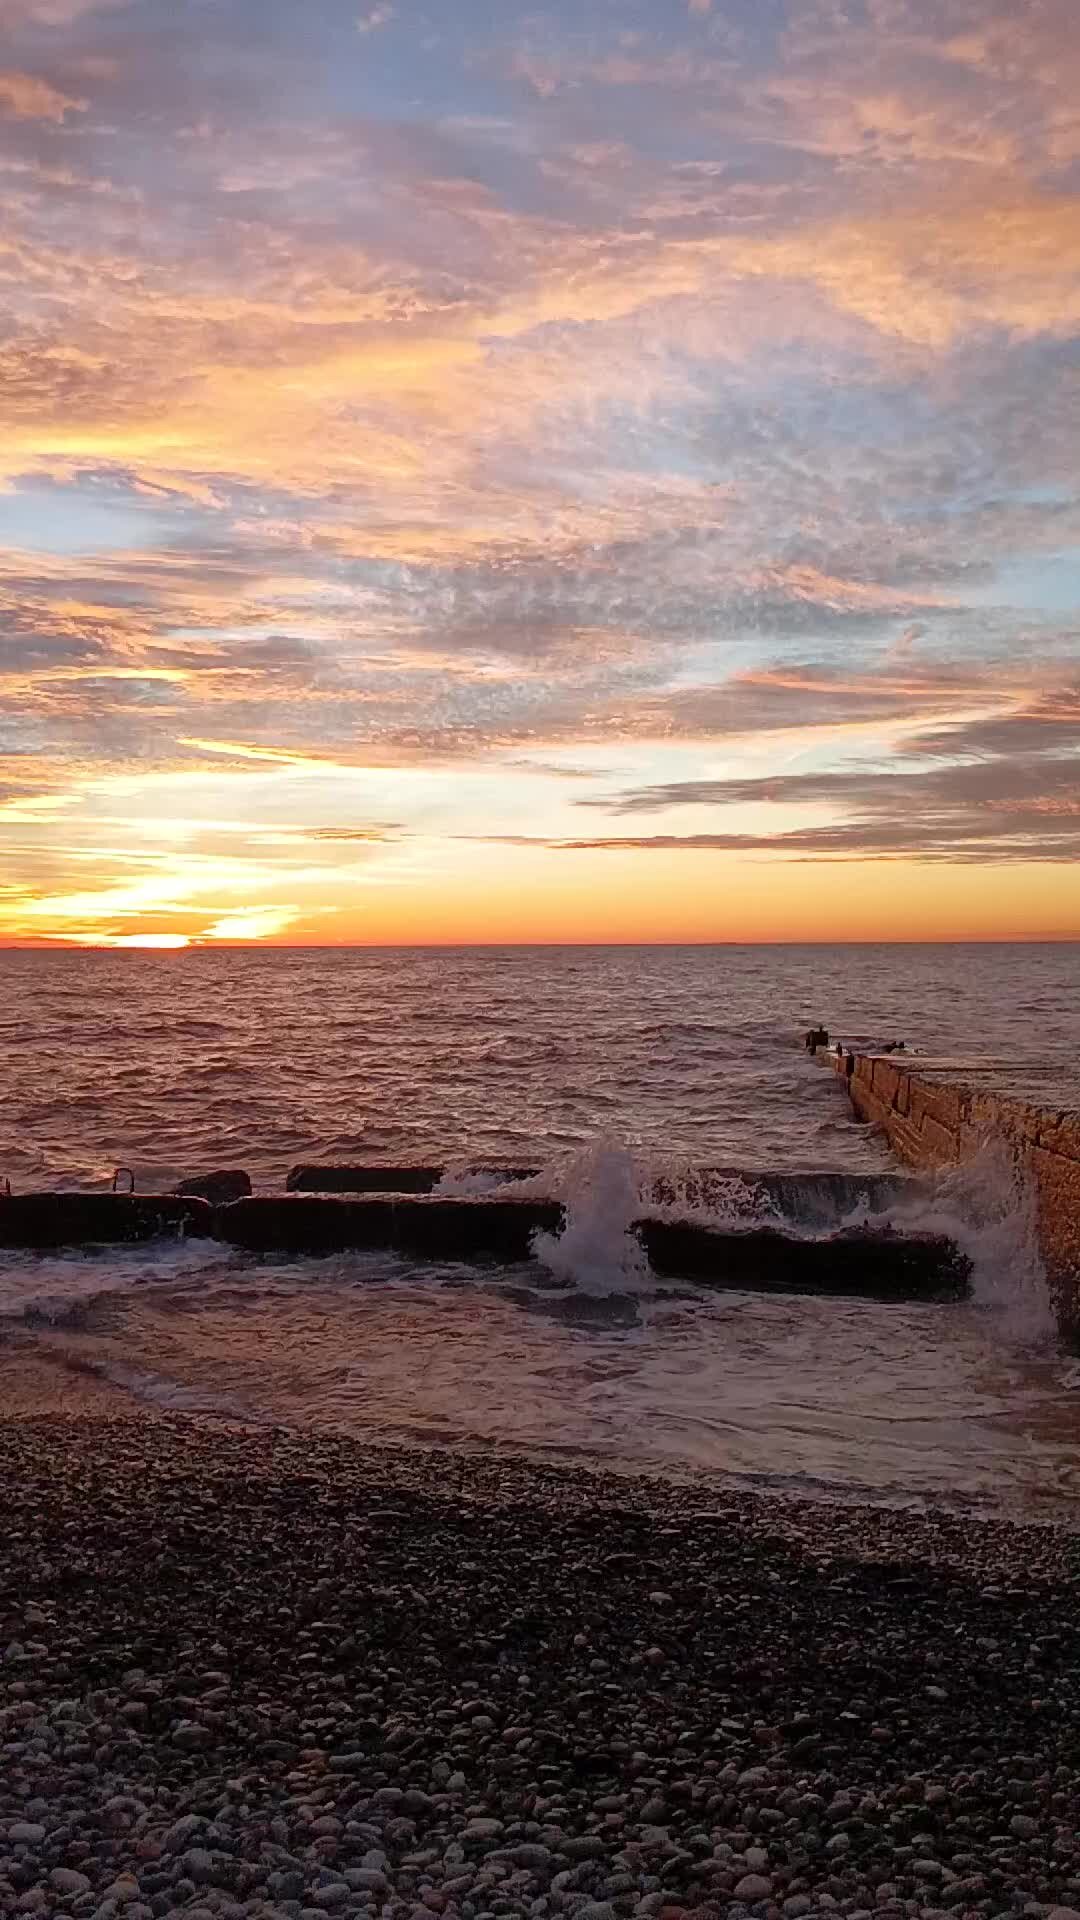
[{"x1": 2, "y1": 1416, "x2": 1080, "y2": 1920}]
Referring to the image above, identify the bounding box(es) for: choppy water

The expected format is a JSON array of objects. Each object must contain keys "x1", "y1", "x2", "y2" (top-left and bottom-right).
[{"x1": 1, "y1": 944, "x2": 1078, "y2": 1519}]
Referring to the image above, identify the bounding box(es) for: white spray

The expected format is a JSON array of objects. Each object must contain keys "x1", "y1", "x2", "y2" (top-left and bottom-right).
[
  {"x1": 530, "y1": 1137, "x2": 652, "y2": 1295},
  {"x1": 846, "y1": 1141, "x2": 1056, "y2": 1345}
]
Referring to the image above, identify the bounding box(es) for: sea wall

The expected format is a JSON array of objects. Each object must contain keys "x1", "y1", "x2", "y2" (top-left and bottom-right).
[{"x1": 818, "y1": 1044, "x2": 1080, "y2": 1332}]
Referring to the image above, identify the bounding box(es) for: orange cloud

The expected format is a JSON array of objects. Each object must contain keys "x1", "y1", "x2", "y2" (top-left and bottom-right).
[
  {"x1": 0, "y1": 69, "x2": 85, "y2": 121},
  {"x1": 726, "y1": 194, "x2": 1080, "y2": 347}
]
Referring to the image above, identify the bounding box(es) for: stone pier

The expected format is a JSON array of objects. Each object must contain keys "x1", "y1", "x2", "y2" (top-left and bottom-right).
[{"x1": 816, "y1": 1040, "x2": 1080, "y2": 1333}]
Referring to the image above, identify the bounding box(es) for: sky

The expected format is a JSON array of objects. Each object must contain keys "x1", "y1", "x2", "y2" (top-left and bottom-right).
[{"x1": 1, "y1": 0, "x2": 1079, "y2": 947}]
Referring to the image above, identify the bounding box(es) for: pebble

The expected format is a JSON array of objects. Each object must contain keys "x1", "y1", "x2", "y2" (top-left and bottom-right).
[
  {"x1": 50, "y1": 1869, "x2": 92, "y2": 1893},
  {"x1": 561, "y1": 1839, "x2": 608, "y2": 1862},
  {"x1": 170, "y1": 1721, "x2": 209, "y2": 1751},
  {"x1": 733, "y1": 1874, "x2": 773, "y2": 1899},
  {"x1": 2, "y1": 1417, "x2": 1080, "y2": 1920}
]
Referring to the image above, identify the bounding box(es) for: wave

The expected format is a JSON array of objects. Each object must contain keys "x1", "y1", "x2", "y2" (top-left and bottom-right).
[
  {"x1": 846, "y1": 1143, "x2": 1055, "y2": 1344},
  {"x1": 0, "y1": 1237, "x2": 235, "y2": 1324},
  {"x1": 460, "y1": 1133, "x2": 1056, "y2": 1334},
  {"x1": 0, "y1": 1128, "x2": 1056, "y2": 1348},
  {"x1": 43, "y1": 1347, "x2": 268, "y2": 1423}
]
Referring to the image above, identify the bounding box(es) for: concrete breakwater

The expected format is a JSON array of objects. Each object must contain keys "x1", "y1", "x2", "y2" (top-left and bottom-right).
[
  {"x1": 288, "y1": 1162, "x2": 918, "y2": 1226},
  {"x1": 0, "y1": 1175, "x2": 970, "y2": 1300},
  {"x1": 814, "y1": 1036, "x2": 1080, "y2": 1330}
]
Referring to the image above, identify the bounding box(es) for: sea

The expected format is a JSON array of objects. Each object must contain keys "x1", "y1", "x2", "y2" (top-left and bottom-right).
[{"x1": 2, "y1": 943, "x2": 1079, "y2": 1521}]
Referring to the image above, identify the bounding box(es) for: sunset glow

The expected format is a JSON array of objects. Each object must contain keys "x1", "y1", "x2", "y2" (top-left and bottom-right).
[
  {"x1": 106, "y1": 933, "x2": 192, "y2": 951},
  {"x1": 1, "y1": 0, "x2": 1078, "y2": 946}
]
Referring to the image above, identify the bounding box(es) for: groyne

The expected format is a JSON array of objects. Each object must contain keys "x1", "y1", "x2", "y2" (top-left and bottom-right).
[
  {"x1": 814, "y1": 1036, "x2": 1080, "y2": 1330},
  {"x1": 287, "y1": 1162, "x2": 918, "y2": 1225},
  {"x1": 0, "y1": 1175, "x2": 969, "y2": 1300},
  {"x1": 0, "y1": 1192, "x2": 212, "y2": 1248}
]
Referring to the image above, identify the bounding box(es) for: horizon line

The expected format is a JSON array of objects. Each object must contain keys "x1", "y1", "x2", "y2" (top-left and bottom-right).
[{"x1": 2, "y1": 936, "x2": 1078, "y2": 953}]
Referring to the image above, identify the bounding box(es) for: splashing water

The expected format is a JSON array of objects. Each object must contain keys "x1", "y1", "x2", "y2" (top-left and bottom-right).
[
  {"x1": 433, "y1": 1163, "x2": 524, "y2": 1196},
  {"x1": 906, "y1": 1146, "x2": 1054, "y2": 1342},
  {"x1": 531, "y1": 1138, "x2": 652, "y2": 1294},
  {"x1": 639, "y1": 1162, "x2": 779, "y2": 1227},
  {"x1": 822, "y1": 1139, "x2": 1055, "y2": 1344}
]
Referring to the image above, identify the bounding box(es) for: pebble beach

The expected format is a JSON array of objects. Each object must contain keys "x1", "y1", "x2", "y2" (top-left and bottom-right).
[{"x1": 3, "y1": 1407, "x2": 1080, "y2": 1920}]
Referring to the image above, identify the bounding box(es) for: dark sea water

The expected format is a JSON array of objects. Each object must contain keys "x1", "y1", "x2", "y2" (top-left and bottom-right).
[{"x1": 1, "y1": 943, "x2": 1079, "y2": 1518}]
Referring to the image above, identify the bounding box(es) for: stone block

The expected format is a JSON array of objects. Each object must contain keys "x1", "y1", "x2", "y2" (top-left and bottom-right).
[
  {"x1": 879, "y1": 1111, "x2": 928, "y2": 1169},
  {"x1": 0, "y1": 1192, "x2": 213, "y2": 1249},
  {"x1": 909, "y1": 1078, "x2": 964, "y2": 1136},
  {"x1": 1037, "y1": 1111, "x2": 1080, "y2": 1160},
  {"x1": 285, "y1": 1163, "x2": 538, "y2": 1193},
  {"x1": 849, "y1": 1084, "x2": 890, "y2": 1129},
  {"x1": 871, "y1": 1059, "x2": 904, "y2": 1108},
  {"x1": 918, "y1": 1114, "x2": 962, "y2": 1166},
  {"x1": 1000, "y1": 1099, "x2": 1046, "y2": 1147},
  {"x1": 968, "y1": 1089, "x2": 1008, "y2": 1146},
  {"x1": 1028, "y1": 1146, "x2": 1080, "y2": 1334},
  {"x1": 215, "y1": 1193, "x2": 564, "y2": 1259},
  {"x1": 175, "y1": 1169, "x2": 251, "y2": 1203},
  {"x1": 636, "y1": 1221, "x2": 970, "y2": 1298}
]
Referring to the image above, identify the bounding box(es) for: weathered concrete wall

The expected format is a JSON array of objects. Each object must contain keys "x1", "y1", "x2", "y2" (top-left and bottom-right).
[
  {"x1": 0, "y1": 1187, "x2": 969, "y2": 1299},
  {"x1": 820, "y1": 1046, "x2": 1080, "y2": 1332},
  {"x1": 0, "y1": 1192, "x2": 213, "y2": 1249}
]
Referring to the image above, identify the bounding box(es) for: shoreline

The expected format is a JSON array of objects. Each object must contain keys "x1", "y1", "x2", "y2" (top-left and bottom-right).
[
  {"x1": 4, "y1": 1330, "x2": 1080, "y2": 1536},
  {"x1": 3, "y1": 1413, "x2": 1080, "y2": 1918}
]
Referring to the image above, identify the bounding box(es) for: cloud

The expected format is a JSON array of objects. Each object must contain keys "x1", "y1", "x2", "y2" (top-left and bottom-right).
[
  {"x1": 178, "y1": 738, "x2": 361, "y2": 770},
  {"x1": 547, "y1": 818, "x2": 1080, "y2": 861},
  {"x1": 614, "y1": 746, "x2": 1080, "y2": 814},
  {"x1": 724, "y1": 195, "x2": 1080, "y2": 348},
  {"x1": 0, "y1": 0, "x2": 1078, "y2": 940},
  {"x1": 580, "y1": 658, "x2": 1014, "y2": 751},
  {"x1": 308, "y1": 825, "x2": 401, "y2": 841},
  {"x1": 903, "y1": 684, "x2": 1080, "y2": 760},
  {"x1": 0, "y1": 70, "x2": 86, "y2": 121},
  {"x1": 200, "y1": 905, "x2": 301, "y2": 940},
  {"x1": 1, "y1": 1, "x2": 126, "y2": 21},
  {"x1": 356, "y1": 5, "x2": 394, "y2": 34},
  {"x1": 563, "y1": 676, "x2": 1080, "y2": 862}
]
